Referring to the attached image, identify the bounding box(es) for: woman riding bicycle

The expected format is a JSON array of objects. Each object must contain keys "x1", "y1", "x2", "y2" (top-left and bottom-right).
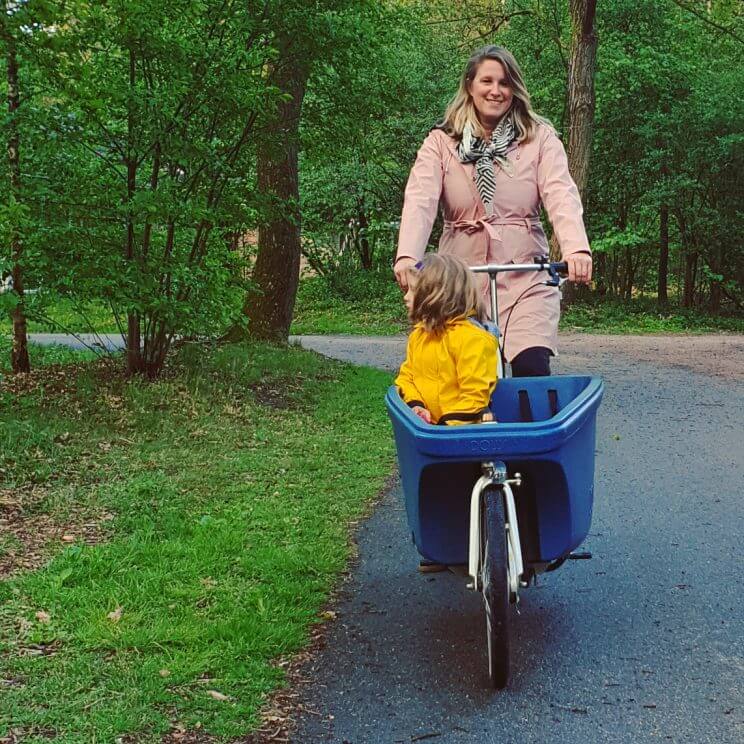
[{"x1": 393, "y1": 45, "x2": 592, "y2": 377}]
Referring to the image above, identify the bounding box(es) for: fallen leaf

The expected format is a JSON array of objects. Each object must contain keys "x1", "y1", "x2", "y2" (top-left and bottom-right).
[
  {"x1": 159, "y1": 669, "x2": 171, "y2": 677},
  {"x1": 61, "y1": 534, "x2": 75, "y2": 543},
  {"x1": 319, "y1": 610, "x2": 337, "y2": 621},
  {"x1": 107, "y1": 606, "x2": 123, "y2": 622},
  {"x1": 35, "y1": 611, "x2": 51, "y2": 624},
  {"x1": 207, "y1": 689, "x2": 229, "y2": 701}
]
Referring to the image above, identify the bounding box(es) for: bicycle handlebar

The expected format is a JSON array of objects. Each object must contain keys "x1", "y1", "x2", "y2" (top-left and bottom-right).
[{"x1": 469, "y1": 258, "x2": 568, "y2": 275}]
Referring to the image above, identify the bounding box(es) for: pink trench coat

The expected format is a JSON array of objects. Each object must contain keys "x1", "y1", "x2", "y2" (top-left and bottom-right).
[{"x1": 396, "y1": 124, "x2": 591, "y2": 362}]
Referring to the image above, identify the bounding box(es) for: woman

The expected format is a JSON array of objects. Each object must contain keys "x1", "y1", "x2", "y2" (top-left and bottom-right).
[{"x1": 394, "y1": 45, "x2": 592, "y2": 376}]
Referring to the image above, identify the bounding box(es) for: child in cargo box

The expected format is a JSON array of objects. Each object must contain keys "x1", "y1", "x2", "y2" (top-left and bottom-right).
[{"x1": 395, "y1": 253, "x2": 498, "y2": 426}]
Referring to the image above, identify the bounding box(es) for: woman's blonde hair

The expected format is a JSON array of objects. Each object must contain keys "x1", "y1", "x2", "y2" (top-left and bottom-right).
[
  {"x1": 440, "y1": 45, "x2": 552, "y2": 142},
  {"x1": 407, "y1": 254, "x2": 485, "y2": 333}
]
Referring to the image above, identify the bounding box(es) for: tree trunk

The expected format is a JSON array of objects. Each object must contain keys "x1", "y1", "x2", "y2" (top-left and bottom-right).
[
  {"x1": 657, "y1": 203, "x2": 669, "y2": 306},
  {"x1": 565, "y1": 0, "x2": 598, "y2": 201},
  {"x1": 609, "y1": 253, "x2": 618, "y2": 296},
  {"x1": 676, "y1": 208, "x2": 697, "y2": 308},
  {"x1": 125, "y1": 47, "x2": 144, "y2": 374},
  {"x1": 623, "y1": 246, "x2": 636, "y2": 301},
  {"x1": 683, "y1": 252, "x2": 697, "y2": 308},
  {"x1": 357, "y1": 201, "x2": 372, "y2": 270},
  {"x1": 3, "y1": 5, "x2": 30, "y2": 373},
  {"x1": 708, "y1": 244, "x2": 723, "y2": 313},
  {"x1": 241, "y1": 39, "x2": 310, "y2": 342},
  {"x1": 550, "y1": 0, "x2": 597, "y2": 305},
  {"x1": 594, "y1": 252, "x2": 607, "y2": 296}
]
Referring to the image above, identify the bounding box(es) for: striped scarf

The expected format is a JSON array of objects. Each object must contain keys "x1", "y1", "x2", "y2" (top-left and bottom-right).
[{"x1": 457, "y1": 112, "x2": 517, "y2": 211}]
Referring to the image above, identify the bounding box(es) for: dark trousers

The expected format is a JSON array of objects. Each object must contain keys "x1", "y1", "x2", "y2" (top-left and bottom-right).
[{"x1": 510, "y1": 346, "x2": 552, "y2": 377}]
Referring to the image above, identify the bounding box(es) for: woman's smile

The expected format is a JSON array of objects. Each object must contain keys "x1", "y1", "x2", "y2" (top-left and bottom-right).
[{"x1": 469, "y1": 59, "x2": 514, "y2": 129}]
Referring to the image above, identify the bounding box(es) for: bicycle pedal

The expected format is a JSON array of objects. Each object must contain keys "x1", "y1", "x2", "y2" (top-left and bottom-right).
[{"x1": 568, "y1": 551, "x2": 592, "y2": 560}]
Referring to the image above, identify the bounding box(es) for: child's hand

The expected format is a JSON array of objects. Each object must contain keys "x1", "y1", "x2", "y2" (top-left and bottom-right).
[
  {"x1": 481, "y1": 411, "x2": 495, "y2": 423},
  {"x1": 412, "y1": 406, "x2": 432, "y2": 424}
]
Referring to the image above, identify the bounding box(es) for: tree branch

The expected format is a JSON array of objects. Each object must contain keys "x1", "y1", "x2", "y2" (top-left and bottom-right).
[{"x1": 670, "y1": 0, "x2": 744, "y2": 45}]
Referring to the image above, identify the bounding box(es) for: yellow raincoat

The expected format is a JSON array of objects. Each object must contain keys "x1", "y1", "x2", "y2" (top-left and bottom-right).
[{"x1": 395, "y1": 316, "x2": 498, "y2": 425}]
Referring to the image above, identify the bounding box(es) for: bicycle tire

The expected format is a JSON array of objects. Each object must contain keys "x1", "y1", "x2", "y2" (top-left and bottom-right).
[{"x1": 481, "y1": 484, "x2": 511, "y2": 689}]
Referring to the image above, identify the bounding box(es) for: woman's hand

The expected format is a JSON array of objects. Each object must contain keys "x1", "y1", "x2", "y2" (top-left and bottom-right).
[
  {"x1": 566, "y1": 253, "x2": 592, "y2": 285},
  {"x1": 393, "y1": 257, "x2": 418, "y2": 291}
]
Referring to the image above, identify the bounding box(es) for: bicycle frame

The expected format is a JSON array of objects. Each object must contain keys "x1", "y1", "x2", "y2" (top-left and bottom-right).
[
  {"x1": 470, "y1": 258, "x2": 567, "y2": 378},
  {"x1": 466, "y1": 259, "x2": 568, "y2": 598}
]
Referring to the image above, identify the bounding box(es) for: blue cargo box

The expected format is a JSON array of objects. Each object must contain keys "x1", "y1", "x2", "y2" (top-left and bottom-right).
[{"x1": 386, "y1": 375, "x2": 603, "y2": 565}]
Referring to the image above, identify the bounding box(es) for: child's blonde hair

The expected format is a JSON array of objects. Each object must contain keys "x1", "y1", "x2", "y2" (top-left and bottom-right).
[{"x1": 407, "y1": 254, "x2": 485, "y2": 333}]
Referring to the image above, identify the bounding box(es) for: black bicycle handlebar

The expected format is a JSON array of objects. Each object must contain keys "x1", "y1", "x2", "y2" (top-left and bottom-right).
[{"x1": 469, "y1": 257, "x2": 568, "y2": 275}]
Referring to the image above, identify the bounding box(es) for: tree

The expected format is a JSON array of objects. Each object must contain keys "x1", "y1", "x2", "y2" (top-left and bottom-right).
[
  {"x1": 237, "y1": 0, "x2": 387, "y2": 342},
  {"x1": 549, "y1": 0, "x2": 597, "y2": 289},
  {"x1": 241, "y1": 30, "x2": 310, "y2": 341},
  {"x1": 1, "y1": 0, "x2": 30, "y2": 372},
  {"x1": 566, "y1": 0, "x2": 597, "y2": 200},
  {"x1": 24, "y1": 0, "x2": 280, "y2": 376}
]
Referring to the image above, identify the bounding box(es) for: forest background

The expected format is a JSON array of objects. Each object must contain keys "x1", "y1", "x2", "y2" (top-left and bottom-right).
[{"x1": 2, "y1": 0, "x2": 743, "y2": 378}]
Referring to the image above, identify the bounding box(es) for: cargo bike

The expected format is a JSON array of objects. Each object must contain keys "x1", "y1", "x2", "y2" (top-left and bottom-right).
[{"x1": 385, "y1": 259, "x2": 603, "y2": 689}]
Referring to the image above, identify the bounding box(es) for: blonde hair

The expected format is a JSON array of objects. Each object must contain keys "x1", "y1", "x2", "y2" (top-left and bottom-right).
[
  {"x1": 440, "y1": 45, "x2": 552, "y2": 142},
  {"x1": 407, "y1": 254, "x2": 485, "y2": 333}
]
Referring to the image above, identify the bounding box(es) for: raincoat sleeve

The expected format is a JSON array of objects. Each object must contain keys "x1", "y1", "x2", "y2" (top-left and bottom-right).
[
  {"x1": 536, "y1": 128, "x2": 591, "y2": 259},
  {"x1": 441, "y1": 331, "x2": 498, "y2": 426},
  {"x1": 396, "y1": 131, "x2": 444, "y2": 263},
  {"x1": 395, "y1": 336, "x2": 426, "y2": 410}
]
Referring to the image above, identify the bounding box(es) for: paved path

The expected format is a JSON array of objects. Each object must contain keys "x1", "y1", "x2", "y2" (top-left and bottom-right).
[
  {"x1": 289, "y1": 334, "x2": 743, "y2": 744},
  {"x1": 28, "y1": 332, "x2": 125, "y2": 352}
]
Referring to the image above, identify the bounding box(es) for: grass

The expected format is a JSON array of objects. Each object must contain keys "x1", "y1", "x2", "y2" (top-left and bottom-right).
[
  {"x1": 560, "y1": 296, "x2": 744, "y2": 334},
  {"x1": 4, "y1": 275, "x2": 741, "y2": 340},
  {"x1": 0, "y1": 338, "x2": 396, "y2": 741},
  {"x1": 0, "y1": 340, "x2": 100, "y2": 374},
  {"x1": 291, "y1": 273, "x2": 408, "y2": 336},
  {"x1": 292, "y1": 275, "x2": 744, "y2": 336},
  {"x1": 0, "y1": 298, "x2": 119, "y2": 335}
]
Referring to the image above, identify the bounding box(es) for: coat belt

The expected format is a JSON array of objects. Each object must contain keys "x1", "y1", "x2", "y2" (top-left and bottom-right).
[{"x1": 444, "y1": 216, "x2": 541, "y2": 240}]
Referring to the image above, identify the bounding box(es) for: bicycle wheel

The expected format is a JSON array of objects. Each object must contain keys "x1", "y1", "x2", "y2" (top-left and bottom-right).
[{"x1": 481, "y1": 485, "x2": 510, "y2": 689}]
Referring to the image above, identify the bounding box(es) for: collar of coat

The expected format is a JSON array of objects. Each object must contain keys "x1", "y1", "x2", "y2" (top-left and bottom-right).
[{"x1": 435, "y1": 127, "x2": 520, "y2": 158}]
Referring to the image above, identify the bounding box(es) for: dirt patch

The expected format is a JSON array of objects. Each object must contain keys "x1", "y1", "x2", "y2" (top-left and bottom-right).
[
  {"x1": 0, "y1": 486, "x2": 113, "y2": 579},
  {"x1": 248, "y1": 380, "x2": 295, "y2": 410}
]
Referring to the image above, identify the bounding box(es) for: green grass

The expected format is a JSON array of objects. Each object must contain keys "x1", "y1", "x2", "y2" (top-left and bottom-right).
[
  {"x1": 5, "y1": 276, "x2": 741, "y2": 340},
  {"x1": 291, "y1": 275, "x2": 744, "y2": 336},
  {"x1": 0, "y1": 338, "x2": 100, "y2": 374},
  {"x1": 0, "y1": 340, "x2": 395, "y2": 741},
  {"x1": 291, "y1": 273, "x2": 408, "y2": 336},
  {"x1": 560, "y1": 297, "x2": 744, "y2": 334},
  {"x1": 0, "y1": 298, "x2": 119, "y2": 335}
]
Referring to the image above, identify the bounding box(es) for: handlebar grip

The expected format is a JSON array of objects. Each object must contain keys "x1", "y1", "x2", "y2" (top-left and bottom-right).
[{"x1": 553, "y1": 261, "x2": 568, "y2": 274}]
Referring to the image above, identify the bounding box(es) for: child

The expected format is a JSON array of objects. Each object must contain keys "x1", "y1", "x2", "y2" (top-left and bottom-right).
[{"x1": 395, "y1": 254, "x2": 498, "y2": 426}]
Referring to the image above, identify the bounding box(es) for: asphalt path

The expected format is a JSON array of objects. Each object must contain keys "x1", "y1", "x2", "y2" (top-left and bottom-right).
[
  {"x1": 27, "y1": 332, "x2": 125, "y2": 352},
  {"x1": 289, "y1": 334, "x2": 743, "y2": 744}
]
